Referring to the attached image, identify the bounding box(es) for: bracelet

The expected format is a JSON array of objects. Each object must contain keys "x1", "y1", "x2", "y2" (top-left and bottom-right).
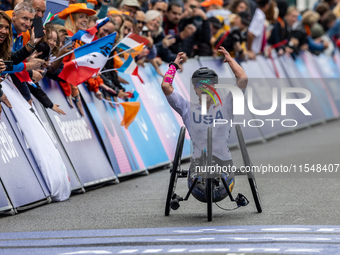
[
  {"x1": 27, "y1": 42, "x2": 35, "y2": 49},
  {"x1": 169, "y1": 62, "x2": 179, "y2": 70}
]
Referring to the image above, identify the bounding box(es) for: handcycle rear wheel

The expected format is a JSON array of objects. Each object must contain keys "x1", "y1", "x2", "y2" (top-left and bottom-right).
[
  {"x1": 236, "y1": 124, "x2": 262, "y2": 213},
  {"x1": 206, "y1": 127, "x2": 213, "y2": 221},
  {"x1": 165, "y1": 126, "x2": 186, "y2": 216}
]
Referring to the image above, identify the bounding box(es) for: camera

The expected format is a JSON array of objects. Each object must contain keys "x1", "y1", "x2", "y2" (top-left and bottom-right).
[{"x1": 217, "y1": 28, "x2": 244, "y2": 53}]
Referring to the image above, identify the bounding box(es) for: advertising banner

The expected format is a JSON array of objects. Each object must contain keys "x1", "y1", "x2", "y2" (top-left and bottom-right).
[
  {"x1": 32, "y1": 98, "x2": 83, "y2": 191},
  {"x1": 0, "y1": 181, "x2": 12, "y2": 213},
  {"x1": 0, "y1": 103, "x2": 49, "y2": 208},
  {"x1": 279, "y1": 55, "x2": 326, "y2": 125},
  {"x1": 38, "y1": 78, "x2": 117, "y2": 186},
  {"x1": 136, "y1": 64, "x2": 191, "y2": 161},
  {"x1": 79, "y1": 81, "x2": 159, "y2": 176}
]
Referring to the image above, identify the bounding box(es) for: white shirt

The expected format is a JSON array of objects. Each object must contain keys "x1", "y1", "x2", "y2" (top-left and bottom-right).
[
  {"x1": 166, "y1": 85, "x2": 245, "y2": 160},
  {"x1": 248, "y1": 8, "x2": 266, "y2": 54}
]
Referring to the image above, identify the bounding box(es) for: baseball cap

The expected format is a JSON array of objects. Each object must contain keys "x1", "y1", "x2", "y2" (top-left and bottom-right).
[
  {"x1": 208, "y1": 17, "x2": 223, "y2": 29},
  {"x1": 311, "y1": 23, "x2": 325, "y2": 39},
  {"x1": 201, "y1": 0, "x2": 223, "y2": 7},
  {"x1": 238, "y1": 11, "x2": 251, "y2": 26},
  {"x1": 120, "y1": 0, "x2": 140, "y2": 8}
]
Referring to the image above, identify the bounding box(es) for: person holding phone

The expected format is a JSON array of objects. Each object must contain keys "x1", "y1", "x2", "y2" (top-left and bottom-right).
[{"x1": 56, "y1": 3, "x2": 97, "y2": 116}]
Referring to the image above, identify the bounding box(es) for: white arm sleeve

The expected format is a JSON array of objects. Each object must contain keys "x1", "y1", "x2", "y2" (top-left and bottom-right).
[{"x1": 166, "y1": 90, "x2": 189, "y2": 117}]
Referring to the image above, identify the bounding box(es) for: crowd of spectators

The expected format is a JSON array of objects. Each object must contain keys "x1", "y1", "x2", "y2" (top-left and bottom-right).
[{"x1": 1, "y1": 0, "x2": 340, "y2": 117}]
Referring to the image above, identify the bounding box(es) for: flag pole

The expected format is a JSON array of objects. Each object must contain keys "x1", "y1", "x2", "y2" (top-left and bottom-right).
[
  {"x1": 110, "y1": 32, "x2": 133, "y2": 53},
  {"x1": 50, "y1": 49, "x2": 75, "y2": 63},
  {"x1": 100, "y1": 68, "x2": 117, "y2": 74},
  {"x1": 107, "y1": 43, "x2": 144, "y2": 61}
]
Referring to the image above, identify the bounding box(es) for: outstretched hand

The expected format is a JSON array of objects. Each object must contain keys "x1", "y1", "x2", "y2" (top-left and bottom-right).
[
  {"x1": 0, "y1": 92, "x2": 12, "y2": 121},
  {"x1": 218, "y1": 46, "x2": 233, "y2": 63},
  {"x1": 174, "y1": 52, "x2": 185, "y2": 71}
]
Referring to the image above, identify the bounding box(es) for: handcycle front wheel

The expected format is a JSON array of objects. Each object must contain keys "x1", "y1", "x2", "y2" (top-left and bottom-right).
[
  {"x1": 165, "y1": 126, "x2": 186, "y2": 216},
  {"x1": 236, "y1": 124, "x2": 262, "y2": 213}
]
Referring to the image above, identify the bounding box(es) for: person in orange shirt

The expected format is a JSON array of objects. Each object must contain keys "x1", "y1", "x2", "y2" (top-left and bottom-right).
[{"x1": 57, "y1": 3, "x2": 97, "y2": 116}]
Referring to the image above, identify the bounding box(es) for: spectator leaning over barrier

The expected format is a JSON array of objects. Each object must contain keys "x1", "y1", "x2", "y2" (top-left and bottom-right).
[
  {"x1": 141, "y1": 9, "x2": 166, "y2": 76},
  {"x1": 0, "y1": 11, "x2": 13, "y2": 119},
  {"x1": 57, "y1": 3, "x2": 97, "y2": 116},
  {"x1": 208, "y1": 16, "x2": 224, "y2": 51},
  {"x1": 148, "y1": 0, "x2": 168, "y2": 16},
  {"x1": 326, "y1": 12, "x2": 340, "y2": 45},
  {"x1": 9, "y1": 3, "x2": 46, "y2": 102},
  {"x1": 119, "y1": 0, "x2": 139, "y2": 19},
  {"x1": 224, "y1": 0, "x2": 249, "y2": 26},
  {"x1": 247, "y1": 0, "x2": 271, "y2": 59},
  {"x1": 98, "y1": 22, "x2": 129, "y2": 106},
  {"x1": 214, "y1": 11, "x2": 250, "y2": 61},
  {"x1": 291, "y1": 10, "x2": 329, "y2": 53},
  {"x1": 267, "y1": 0, "x2": 289, "y2": 55},
  {"x1": 148, "y1": 9, "x2": 181, "y2": 63},
  {"x1": 119, "y1": 14, "x2": 134, "y2": 40},
  {"x1": 51, "y1": 0, "x2": 109, "y2": 26},
  {"x1": 1, "y1": 10, "x2": 43, "y2": 77},
  {"x1": 8, "y1": 4, "x2": 66, "y2": 114},
  {"x1": 315, "y1": 2, "x2": 330, "y2": 27},
  {"x1": 285, "y1": 6, "x2": 299, "y2": 32},
  {"x1": 310, "y1": 22, "x2": 334, "y2": 55},
  {"x1": 180, "y1": 0, "x2": 211, "y2": 57},
  {"x1": 162, "y1": 2, "x2": 190, "y2": 60},
  {"x1": 134, "y1": 10, "x2": 145, "y2": 34},
  {"x1": 86, "y1": 17, "x2": 120, "y2": 100}
]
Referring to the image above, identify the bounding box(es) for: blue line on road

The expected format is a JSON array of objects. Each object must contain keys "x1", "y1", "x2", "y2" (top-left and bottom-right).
[
  {"x1": 1, "y1": 225, "x2": 340, "y2": 240},
  {"x1": 1, "y1": 243, "x2": 340, "y2": 255}
]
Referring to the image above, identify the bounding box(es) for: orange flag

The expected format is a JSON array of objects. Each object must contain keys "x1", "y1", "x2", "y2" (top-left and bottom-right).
[
  {"x1": 120, "y1": 102, "x2": 140, "y2": 129},
  {"x1": 123, "y1": 44, "x2": 144, "y2": 60}
]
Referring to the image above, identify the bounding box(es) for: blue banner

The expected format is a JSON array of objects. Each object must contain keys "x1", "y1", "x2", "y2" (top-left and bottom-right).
[
  {"x1": 32, "y1": 98, "x2": 83, "y2": 191},
  {"x1": 38, "y1": 78, "x2": 117, "y2": 186}
]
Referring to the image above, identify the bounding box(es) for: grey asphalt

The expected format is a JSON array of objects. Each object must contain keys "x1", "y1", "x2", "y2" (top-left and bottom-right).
[{"x1": 0, "y1": 119, "x2": 339, "y2": 233}]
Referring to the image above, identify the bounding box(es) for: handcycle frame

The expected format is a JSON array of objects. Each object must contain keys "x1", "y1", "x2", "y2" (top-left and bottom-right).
[{"x1": 165, "y1": 124, "x2": 262, "y2": 221}]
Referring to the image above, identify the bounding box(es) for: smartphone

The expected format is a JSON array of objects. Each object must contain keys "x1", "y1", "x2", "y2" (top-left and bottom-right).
[
  {"x1": 168, "y1": 29, "x2": 175, "y2": 38},
  {"x1": 4, "y1": 61, "x2": 13, "y2": 71},
  {"x1": 64, "y1": 36, "x2": 72, "y2": 46},
  {"x1": 35, "y1": 42, "x2": 51, "y2": 60},
  {"x1": 32, "y1": 17, "x2": 45, "y2": 38}
]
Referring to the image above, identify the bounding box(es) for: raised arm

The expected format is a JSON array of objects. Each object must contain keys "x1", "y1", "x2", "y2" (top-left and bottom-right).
[
  {"x1": 161, "y1": 52, "x2": 184, "y2": 96},
  {"x1": 217, "y1": 46, "x2": 248, "y2": 89}
]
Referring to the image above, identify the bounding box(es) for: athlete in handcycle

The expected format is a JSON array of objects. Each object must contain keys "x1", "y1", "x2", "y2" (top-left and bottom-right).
[{"x1": 161, "y1": 46, "x2": 262, "y2": 221}]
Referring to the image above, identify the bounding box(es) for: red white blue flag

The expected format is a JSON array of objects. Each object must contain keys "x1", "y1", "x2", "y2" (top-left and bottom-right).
[{"x1": 59, "y1": 32, "x2": 116, "y2": 85}]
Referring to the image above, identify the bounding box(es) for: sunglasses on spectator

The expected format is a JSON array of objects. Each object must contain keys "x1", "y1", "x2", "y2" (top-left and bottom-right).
[
  {"x1": 135, "y1": 20, "x2": 146, "y2": 25},
  {"x1": 190, "y1": 5, "x2": 198, "y2": 9}
]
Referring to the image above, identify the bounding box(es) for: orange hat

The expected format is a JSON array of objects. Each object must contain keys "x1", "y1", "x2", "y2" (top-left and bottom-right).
[
  {"x1": 4, "y1": 10, "x2": 13, "y2": 18},
  {"x1": 58, "y1": 3, "x2": 97, "y2": 20},
  {"x1": 107, "y1": 10, "x2": 130, "y2": 16},
  {"x1": 201, "y1": 0, "x2": 223, "y2": 7}
]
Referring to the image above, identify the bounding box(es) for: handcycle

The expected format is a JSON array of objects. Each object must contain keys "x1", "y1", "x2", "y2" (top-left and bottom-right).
[{"x1": 165, "y1": 124, "x2": 262, "y2": 221}]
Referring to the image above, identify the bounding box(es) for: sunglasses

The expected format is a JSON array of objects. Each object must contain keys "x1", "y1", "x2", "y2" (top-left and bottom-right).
[
  {"x1": 194, "y1": 79, "x2": 215, "y2": 87},
  {"x1": 135, "y1": 20, "x2": 146, "y2": 25},
  {"x1": 190, "y1": 4, "x2": 198, "y2": 9}
]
